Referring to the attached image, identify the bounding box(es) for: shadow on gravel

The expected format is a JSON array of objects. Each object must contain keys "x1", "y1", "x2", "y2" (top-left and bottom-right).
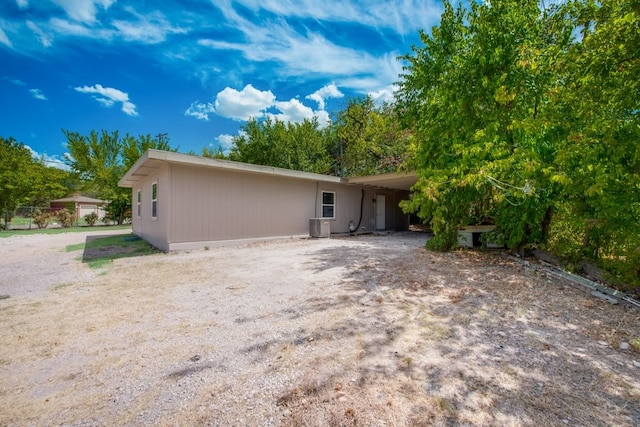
[
  {"x1": 78, "y1": 233, "x2": 159, "y2": 266},
  {"x1": 271, "y1": 240, "x2": 640, "y2": 426}
]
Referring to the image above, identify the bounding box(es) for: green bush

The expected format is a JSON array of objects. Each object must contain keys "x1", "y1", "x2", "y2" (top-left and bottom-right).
[
  {"x1": 55, "y1": 209, "x2": 75, "y2": 228},
  {"x1": 31, "y1": 209, "x2": 51, "y2": 229},
  {"x1": 84, "y1": 212, "x2": 98, "y2": 226}
]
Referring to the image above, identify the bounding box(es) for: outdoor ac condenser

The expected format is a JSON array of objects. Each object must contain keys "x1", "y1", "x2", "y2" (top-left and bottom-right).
[{"x1": 309, "y1": 218, "x2": 330, "y2": 238}]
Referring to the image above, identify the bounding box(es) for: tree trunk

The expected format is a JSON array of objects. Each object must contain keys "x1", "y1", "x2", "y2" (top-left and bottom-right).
[{"x1": 540, "y1": 205, "x2": 554, "y2": 243}]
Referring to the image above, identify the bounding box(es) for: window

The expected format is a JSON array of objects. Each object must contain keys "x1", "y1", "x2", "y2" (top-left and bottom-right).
[
  {"x1": 151, "y1": 182, "x2": 158, "y2": 219},
  {"x1": 136, "y1": 190, "x2": 141, "y2": 218},
  {"x1": 321, "y1": 191, "x2": 335, "y2": 219}
]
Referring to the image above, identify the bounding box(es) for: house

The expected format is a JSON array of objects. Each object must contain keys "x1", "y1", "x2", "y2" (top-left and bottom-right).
[
  {"x1": 50, "y1": 194, "x2": 107, "y2": 222},
  {"x1": 118, "y1": 150, "x2": 417, "y2": 251}
]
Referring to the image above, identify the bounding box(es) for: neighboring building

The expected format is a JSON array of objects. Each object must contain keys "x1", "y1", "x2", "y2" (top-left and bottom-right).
[
  {"x1": 50, "y1": 195, "x2": 107, "y2": 222},
  {"x1": 118, "y1": 150, "x2": 417, "y2": 251}
]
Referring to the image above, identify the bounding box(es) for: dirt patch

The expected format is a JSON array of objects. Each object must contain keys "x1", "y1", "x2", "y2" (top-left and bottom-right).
[{"x1": 0, "y1": 232, "x2": 639, "y2": 426}]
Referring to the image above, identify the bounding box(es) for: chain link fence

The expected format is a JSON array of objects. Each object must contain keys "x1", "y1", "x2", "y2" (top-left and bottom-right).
[{"x1": 2, "y1": 205, "x2": 111, "y2": 230}]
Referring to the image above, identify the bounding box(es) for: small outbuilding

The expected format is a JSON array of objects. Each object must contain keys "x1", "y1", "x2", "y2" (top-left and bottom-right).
[{"x1": 118, "y1": 150, "x2": 417, "y2": 251}]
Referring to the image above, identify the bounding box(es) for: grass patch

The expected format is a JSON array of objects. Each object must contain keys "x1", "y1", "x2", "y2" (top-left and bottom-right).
[
  {"x1": 0, "y1": 225, "x2": 131, "y2": 238},
  {"x1": 65, "y1": 233, "x2": 159, "y2": 268}
]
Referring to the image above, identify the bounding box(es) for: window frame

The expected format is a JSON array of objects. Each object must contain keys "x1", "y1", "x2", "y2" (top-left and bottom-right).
[
  {"x1": 151, "y1": 182, "x2": 158, "y2": 220},
  {"x1": 321, "y1": 190, "x2": 336, "y2": 219}
]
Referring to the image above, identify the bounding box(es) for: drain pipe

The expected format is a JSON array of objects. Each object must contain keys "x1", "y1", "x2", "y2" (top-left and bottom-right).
[{"x1": 350, "y1": 189, "x2": 365, "y2": 235}]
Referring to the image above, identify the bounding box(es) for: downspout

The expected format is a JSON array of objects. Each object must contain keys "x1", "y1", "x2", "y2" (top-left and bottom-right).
[{"x1": 350, "y1": 188, "x2": 365, "y2": 234}]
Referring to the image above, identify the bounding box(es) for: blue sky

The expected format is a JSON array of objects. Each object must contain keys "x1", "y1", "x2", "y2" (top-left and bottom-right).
[{"x1": 0, "y1": 0, "x2": 444, "y2": 168}]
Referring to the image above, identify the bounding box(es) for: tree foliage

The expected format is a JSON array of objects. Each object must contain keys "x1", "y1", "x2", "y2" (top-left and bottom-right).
[
  {"x1": 0, "y1": 137, "x2": 37, "y2": 226},
  {"x1": 397, "y1": 0, "x2": 565, "y2": 250},
  {"x1": 0, "y1": 136, "x2": 71, "y2": 228},
  {"x1": 397, "y1": 0, "x2": 640, "y2": 288},
  {"x1": 330, "y1": 96, "x2": 412, "y2": 177},
  {"x1": 64, "y1": 130, "x2": 177, "y2": 225},
  {"x1": 228, "y1": 117, "x2": 333, "y2": 174},
  {"x1": 222, "y1": 97, "x2": 412, "y2": 178}
]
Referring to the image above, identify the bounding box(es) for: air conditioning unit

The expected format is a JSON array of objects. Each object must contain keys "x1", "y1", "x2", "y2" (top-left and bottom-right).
[{"x1": 309, "y1": 218, "x2": 330, "y2": 238}]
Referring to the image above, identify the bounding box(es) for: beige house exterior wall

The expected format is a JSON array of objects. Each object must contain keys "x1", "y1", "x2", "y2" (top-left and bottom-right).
[
  {"x1": 121, "y1": 150, "x2": 413, "y2": 251},
  {"x1": 131, "y1": 164, "x2": 172, "y2": 251},
  {"x1": 166, "y1": 163, "x2": 318, "y2": 249}
]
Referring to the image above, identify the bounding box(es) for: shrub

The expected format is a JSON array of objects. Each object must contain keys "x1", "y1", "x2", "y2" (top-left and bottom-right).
[
  {"x1": 31, "y1": 209, "x2": 51, "y2": 229},
  {"x1": 55, "y1": 208, "x2": 75, "y2": 228},
  {"x1": 84, "y1": 212, "x2": 98, "y2": 226},
  {"x1": 101, "y1": 214, "x2": 111, "y2": 225}
]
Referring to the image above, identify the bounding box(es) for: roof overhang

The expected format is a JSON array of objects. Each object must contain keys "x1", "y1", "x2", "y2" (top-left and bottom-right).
[
  {"x1": 347, "y1": 171, "x2": 417, "y2": 191},
  {"x1": 118, "y1": 149, "x2": 343, "y2": 188},
  {"x1": 119, "y1": 150, "x2": 418, "y2": 192}
]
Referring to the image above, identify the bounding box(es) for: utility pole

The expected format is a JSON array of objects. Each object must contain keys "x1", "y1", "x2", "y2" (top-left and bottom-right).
[{"x1": 156, "y1": 133, "x2": 168, "y2": 145}]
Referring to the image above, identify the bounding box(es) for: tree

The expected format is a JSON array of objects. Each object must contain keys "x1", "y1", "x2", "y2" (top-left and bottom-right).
[
  {"x1": 0, "y1": 137, "x2": 36, "y2": 228},
  {"x1": 64, "y1": 130, "x2": 177, "y2": 225},
  {"x1": 397, "y1": 0, "x2": 569, "y2": 251},
  {"x1": 331, "y1": 96, "x2": 412, "y2": 177},
  {"x1": 546, "y1": 0, "x2": 640, "y2": 282},
  {"x1": 122, "y1": 133, "x2": 176, "y2": 170},
  {"x1": 0, "y1": 137, "x2": 71, "y2": 229},
  {"x1": 201, "y1": 146, "x2": 227, "y2": 159},
  {"x1": 228, "y1": 117, "x2": 332, "y2": 174}
]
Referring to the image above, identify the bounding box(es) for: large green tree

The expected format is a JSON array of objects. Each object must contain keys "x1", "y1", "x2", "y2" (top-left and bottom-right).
[
  {"x1": 547, "y1": 0, "x2": 640, "y2": 280},
  {"x1": 330, "y1": 96, "x2": 412, "y2": 177},
  {"x1": 0, "y1": 136, "x2": 71, "y2": 228},
  {"x1": 397, "y1": 0, "x2": 639, "y2": 288},
  {"x1": 228, "y1": 117, "x2": 332, "y2": 174},
  {"x1": 1, "y1": 137, "x2": 39, "y2": 227},
  {"x1": 397, "y1": 0, "x2": 568, "y2": 250},
  {"x1": 64, "y1": 130, "x2": 176, "y2": 224}
]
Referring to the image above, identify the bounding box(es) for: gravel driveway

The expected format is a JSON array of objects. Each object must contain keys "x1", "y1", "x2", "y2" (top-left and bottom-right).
[{"x1": 1, "y1": 230, "x2": 639, "y2": 426}]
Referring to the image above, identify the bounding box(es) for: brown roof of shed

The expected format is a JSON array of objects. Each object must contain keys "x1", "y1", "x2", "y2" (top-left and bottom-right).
[{"x1": 51, "y1": 195, "x2": 106, "y2": 204}]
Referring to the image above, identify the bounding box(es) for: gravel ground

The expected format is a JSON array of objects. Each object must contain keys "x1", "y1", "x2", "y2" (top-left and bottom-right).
[{"x1": 0, "y1": 230, "x2": 639, "y2": 426}]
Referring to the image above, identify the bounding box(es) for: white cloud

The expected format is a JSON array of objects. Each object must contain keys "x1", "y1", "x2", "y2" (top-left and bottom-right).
[
  {"x1": 29, "y1": 88, "x2": 47, "y2": 100},
  {"x1": 234, "y1": 0, "x2": 442, "y2": 35},
  {"x1": 214, "y1": 84, "x2": 275, "y2": 121},
  {"x1": 184, "y1": 102, "x2": 215, "y2": 121},
  {"x1": 16, "y1": 0, "x2": 29, "y2": 8},
  {"x1": 26, "y1": 21, "x2": 53, "y2": 47},
  {"x1": 216, "y1": 134, "x2": 236, "y2": 152},
  {"x1": 201, "y1": 3, "x2": 406, "y2": 95},
  {"x1": 0, "y1": 27, "x2": 13, "y2": 48},
  {"x1": 306, "y1": 83, "x2": 343, "y2": 110},
  {"x1": 25, "y1": 145, "x2": 70, "y2": 170},
  {"x1": 314, "y1": 110, "x2": 331, "y2": 128},
  {"x1": 112, "y1": 8, "x2": 186, "y2": 44},
  {"x1": 199, "y1": 25, "x2": 377, "y2": 79},
  {"x1": 74, "y1": 83, "x2": 138, "y2": 116},
  {"x1": 51, "y1": 0, "x2": 115, "y2": 24},
  {"x1": 49, "y1": 17, "x2": 95, "y2": 37},
  {"x1": 368, "y1": 86, "x2": 396, "y2": 105},
  {"x1": 267, "y1": 98, "x2": 314, "y2": 123}
]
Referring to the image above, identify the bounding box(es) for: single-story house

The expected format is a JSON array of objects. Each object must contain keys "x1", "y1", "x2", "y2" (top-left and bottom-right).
[
  {"x1": 118, "y1": 149, "x2": 418, "y2": 251},
  {"x1": 50, "y1": 195, "x2": 107, "y2": 222}
]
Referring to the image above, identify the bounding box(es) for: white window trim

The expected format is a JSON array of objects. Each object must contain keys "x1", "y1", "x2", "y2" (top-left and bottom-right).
[
  {"x1": 321, "y1": 190, "x2": 336, "y2": 219},
  {"x1": 151, "y1": 182, "x2": 158, "y2": 220}
]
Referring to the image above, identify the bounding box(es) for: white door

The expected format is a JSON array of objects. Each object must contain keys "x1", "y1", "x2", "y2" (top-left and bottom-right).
[{"x1": 376, "y1": 195, "x2": 386, "y2": 230}]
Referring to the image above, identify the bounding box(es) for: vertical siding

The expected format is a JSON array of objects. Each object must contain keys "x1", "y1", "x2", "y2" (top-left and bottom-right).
[
  {"x1": 131, "y1": 165, "x2": 171, "y2": 251},
  {"x1": 132, "y1": 161, "x2": 411, "y2": 250},
  {"x1": 168, "y1": 165, "x2": 318, "y2": 245}
]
